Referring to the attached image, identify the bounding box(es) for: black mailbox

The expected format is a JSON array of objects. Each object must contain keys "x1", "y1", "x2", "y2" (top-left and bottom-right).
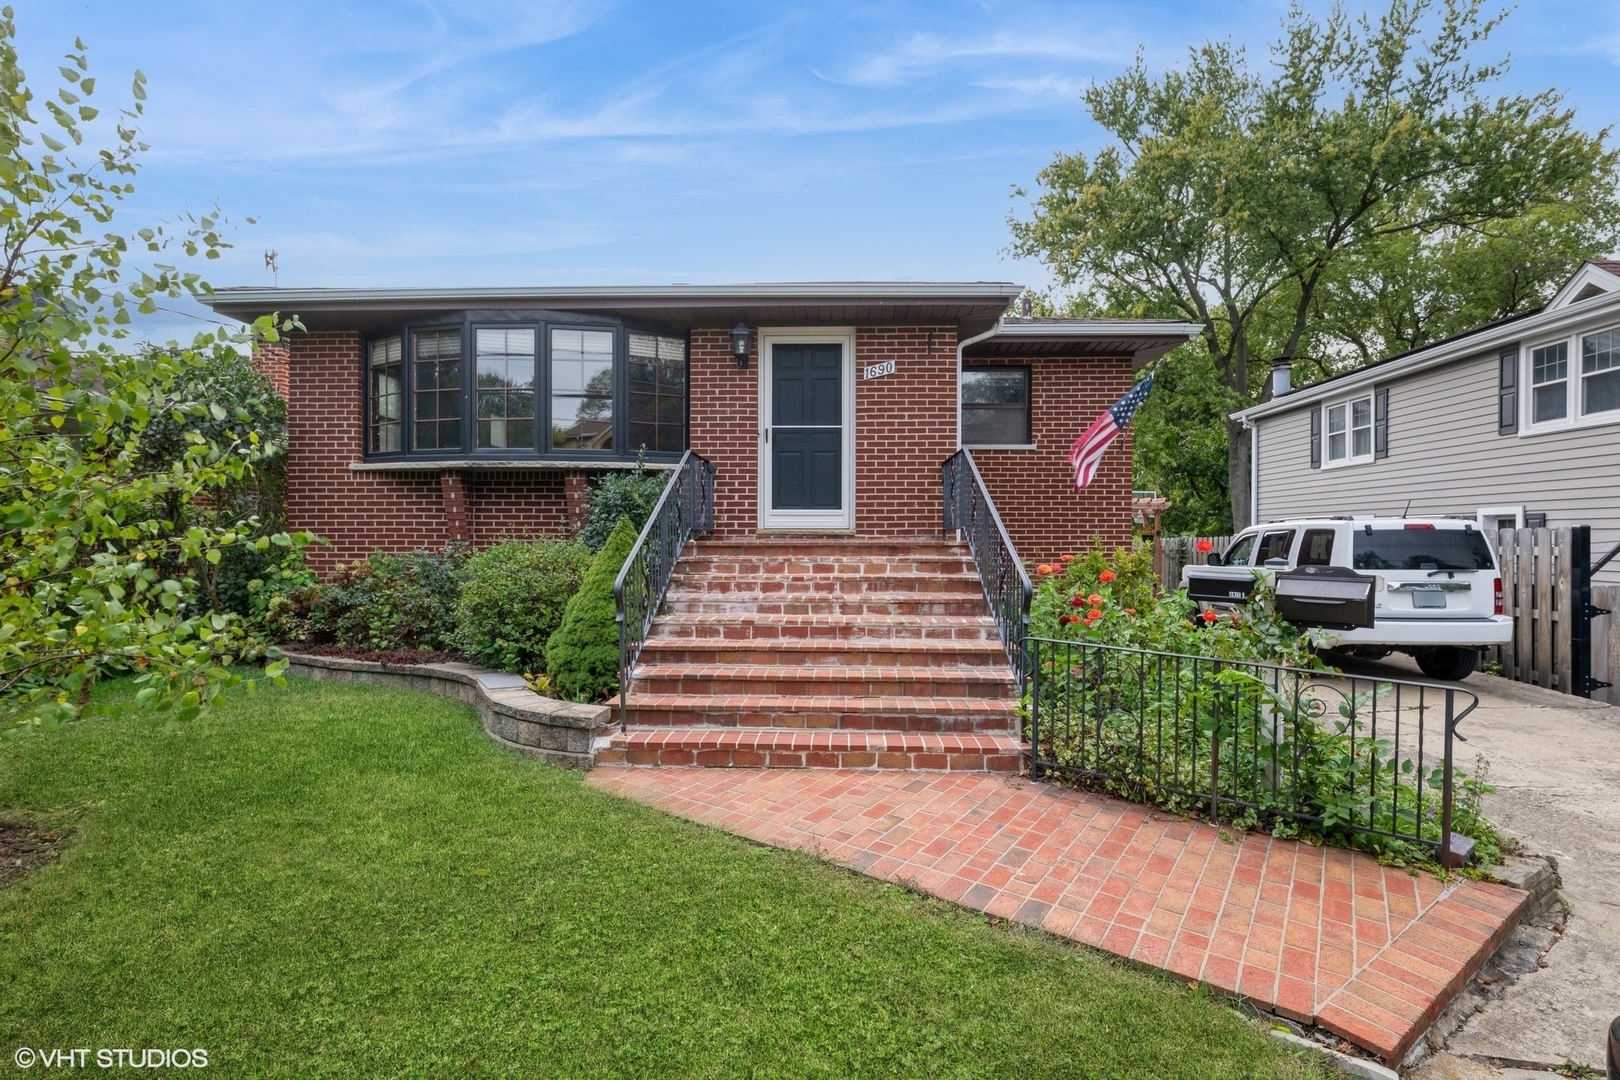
[
  {"x1": 1185, "y1": 572, "x2": 1257, "y2": 606},
  {"x1": 1274, "y1": 565, "x2": 1376, "y2": 630}
]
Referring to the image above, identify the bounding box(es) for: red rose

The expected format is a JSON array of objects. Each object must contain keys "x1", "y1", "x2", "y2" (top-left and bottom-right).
[
  {"x1": 1201, "y1": 609, "x2": 1218, "y2": 623},
  {"x1": 1071, "y1": 596, "x2": 1086, "y2": 607},
  {"x1": 1037, "y1": 563, "x2": 1054, "y2": 574},
  {"x1": 1087, "y1": 607, "x2": 1103, "y2": 620},
  {"x1": 1196, "y1": 539, "x2": 1214, "y2": 553},
  {"x1": 1098, "y1": 569, "x2": 1116, "y2": 583}
]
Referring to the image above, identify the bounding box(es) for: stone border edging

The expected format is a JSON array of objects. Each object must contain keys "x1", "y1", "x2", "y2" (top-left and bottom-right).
[{"x1": 281, "y1": 652, "x2": 613, "y2": 769}]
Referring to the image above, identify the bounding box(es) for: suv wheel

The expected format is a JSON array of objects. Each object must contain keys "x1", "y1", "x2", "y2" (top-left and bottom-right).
[{"x1": 1414, "y1": 647, "x2": 1479, "y2": 681}]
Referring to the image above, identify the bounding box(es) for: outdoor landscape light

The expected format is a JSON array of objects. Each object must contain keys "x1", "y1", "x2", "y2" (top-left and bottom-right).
[{"x1": 730, "y1": 322, "x2": 752, "y2": 369}]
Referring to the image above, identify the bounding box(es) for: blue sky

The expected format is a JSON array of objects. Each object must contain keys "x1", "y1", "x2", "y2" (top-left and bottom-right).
[{"x1": 14, "y1": 1, "x2": 1620, "y2": 339}]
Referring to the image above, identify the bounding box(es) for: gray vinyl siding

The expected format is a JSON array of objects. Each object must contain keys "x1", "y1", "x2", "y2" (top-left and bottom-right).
[{"x1": 1254, "y1": 346, "x2": 1620, "y2": 583}]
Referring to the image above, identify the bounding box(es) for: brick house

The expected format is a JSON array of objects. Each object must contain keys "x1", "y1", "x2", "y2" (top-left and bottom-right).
[{"x1": 202, "y1": 283, "x2": 1194, "y2": 572}]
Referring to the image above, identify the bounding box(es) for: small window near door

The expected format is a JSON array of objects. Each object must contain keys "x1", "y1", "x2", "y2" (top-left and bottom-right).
[
  {"x1": 962, "y1": 368, "x2": 1030, "y2": 445},
  {"x1": 1297, "y1": 528, "x2": 1335, "y2": 566}
]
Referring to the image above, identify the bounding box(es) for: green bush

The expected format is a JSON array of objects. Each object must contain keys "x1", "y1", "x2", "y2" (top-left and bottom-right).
[
  {"x1": 580, "y1": 459, "x2": 665, "y2": 551},
  {"x1": 452, "y1": 538, "x2": 594, "y2": 673},
  {"x1": 545, "y1": 516, "x2": 636, "y2": 702},
  {"x1": 264, "y1": 549, "x2": 465, "y2": 651}
]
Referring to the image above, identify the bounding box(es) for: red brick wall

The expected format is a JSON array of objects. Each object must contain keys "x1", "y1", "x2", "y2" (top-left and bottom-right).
[
  {"x1": 275, "y1": 332, "x2": 570, "y2": 576},
  {"x1": 273, "y1": 328, "x2": 1133, "y2": 573},
  {"x1": 689, "y1": 325, "x2": 959, "y2": 538},
  {"x1": 252, "y1": 340, "x2": 290, "y2": 397},
  {"x1": 970, "y1": 355, "x2": 1136, "y2": 561}
]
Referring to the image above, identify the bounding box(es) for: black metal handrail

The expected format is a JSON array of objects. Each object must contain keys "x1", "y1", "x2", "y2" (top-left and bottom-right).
[
  {"x1": 942, "y1": 448, "x2": 1033, "y2": 693},
  {"x1": 613, "y1": 450, "x2": 716, "y2": 727},
  {"x1": 1026, "y1": 638, "x2": 1479, "y2": 865}
]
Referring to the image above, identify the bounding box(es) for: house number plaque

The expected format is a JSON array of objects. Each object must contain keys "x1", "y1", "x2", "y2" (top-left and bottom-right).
[{"x1": 862, "y1": 360, "x2": 896, "y2": 380}]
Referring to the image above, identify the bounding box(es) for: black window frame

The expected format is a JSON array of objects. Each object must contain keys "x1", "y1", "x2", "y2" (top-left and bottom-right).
[
  {"x1": 360, "y1": 310, "x2": 689, "y2": 464},
  {"x1": 960, "y1": 365, "x2": 1032, "y2": 447}
]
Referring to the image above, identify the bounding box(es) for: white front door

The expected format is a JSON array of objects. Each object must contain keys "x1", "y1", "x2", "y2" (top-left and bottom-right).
[{"x1": 758, "y1": 329, "x2": 855, "y2": 531}]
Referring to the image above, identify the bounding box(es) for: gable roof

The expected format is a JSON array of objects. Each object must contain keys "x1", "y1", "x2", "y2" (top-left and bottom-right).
[{"x1": 1235, "y1": 260, "x2": 1620, "y2": 423}]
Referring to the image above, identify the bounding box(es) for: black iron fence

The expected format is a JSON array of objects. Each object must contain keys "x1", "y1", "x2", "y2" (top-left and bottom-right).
[
  {"x1": 613, "y1": 450, "x2": 716, "y2": 726},
  {"x1": 1026, "y1": 638, "x2": 1479, "y2": 864},
  {"x1": 942, "y1": 448, "x2": 1032, "y2": 692}
]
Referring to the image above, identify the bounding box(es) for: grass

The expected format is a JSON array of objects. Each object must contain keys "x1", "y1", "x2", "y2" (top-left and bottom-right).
[{"x1": 0, "y1": 676, "x2": 1334, "y2": 1078}]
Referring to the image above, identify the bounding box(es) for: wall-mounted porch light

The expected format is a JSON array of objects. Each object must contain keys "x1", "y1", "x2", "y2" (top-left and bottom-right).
[{"x1": 730, "y1": 323, "x2": 752, "y2": 369}]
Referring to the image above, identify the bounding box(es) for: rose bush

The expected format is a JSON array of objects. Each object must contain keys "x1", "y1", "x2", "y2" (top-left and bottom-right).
[{"x1": 1026, "y1": 545, "x2": 1499, "y2": 866}]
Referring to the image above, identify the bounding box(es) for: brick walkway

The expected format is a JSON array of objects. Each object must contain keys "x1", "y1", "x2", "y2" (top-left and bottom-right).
[{"x1": 587, "y1": 767, "x2": 1527, "y2": 1065}]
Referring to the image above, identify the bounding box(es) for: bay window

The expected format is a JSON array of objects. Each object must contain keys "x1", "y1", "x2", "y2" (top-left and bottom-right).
[{"x1": 364, "y1": 315, "x2": 687, "y2": 461}]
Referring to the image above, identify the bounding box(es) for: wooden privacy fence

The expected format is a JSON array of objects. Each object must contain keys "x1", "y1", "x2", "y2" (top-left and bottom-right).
[
  {"x1": 1159, "y1": 535, "x2": 1232, "y2": 592},
  {"x1": 1156, "y1": 528, "x2": 1617, "y2": 705}
]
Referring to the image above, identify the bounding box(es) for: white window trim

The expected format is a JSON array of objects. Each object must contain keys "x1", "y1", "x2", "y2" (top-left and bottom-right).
[
  {"x1": 1519, "y1": 321, "x2": 1620, "y2": 436},
  {"x1": 1321, "y1": 393, "x2": 1376, "y2": 468}
]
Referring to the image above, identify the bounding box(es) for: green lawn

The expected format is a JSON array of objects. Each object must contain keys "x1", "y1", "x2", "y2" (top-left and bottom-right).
[{"x1": 0, "y1": 677, "x2": 1330, "y2": 1078}]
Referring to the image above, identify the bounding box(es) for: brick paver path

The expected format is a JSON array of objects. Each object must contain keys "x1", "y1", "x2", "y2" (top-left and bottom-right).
[{"x1": 588, "y1": 767, "x2": 1527, "y2": 1065}]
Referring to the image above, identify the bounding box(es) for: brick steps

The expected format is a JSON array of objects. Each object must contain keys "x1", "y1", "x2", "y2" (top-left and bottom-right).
[
  {"x1": 639, "y1": 638, "x2": 1009, "y2": 667},
  {"x1": 652, "y1": 613, "x2": 1001, "y2": 642},
  {"x1": 662, "y1": 594, "x2": 992, "y2": 617},
  {"x1": 611, "y1": 693, "x2": 1017, "y2": 732},
  {"x1": 613, "y1": 538, "x2": 1021, "y2": 769},
  {"x1": 596, "y1": 728, "x2": 1023, "y2": 771},
  {"x1": 632, "y1": 663, "x2": 1013, "y2": 699},
  {"x1": 667, "y1": 572, "x2": 982, "y2": 595}
]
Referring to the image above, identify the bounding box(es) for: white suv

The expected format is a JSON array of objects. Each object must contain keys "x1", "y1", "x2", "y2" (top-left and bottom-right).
[{"x1": 1181, "y1": 517, "x2": 1513, "y2": 680}]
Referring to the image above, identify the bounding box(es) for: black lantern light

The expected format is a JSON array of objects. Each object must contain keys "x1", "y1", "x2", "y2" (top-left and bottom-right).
[{"x1": 730, "y1": 322, "x2": 752, "y2": 369}]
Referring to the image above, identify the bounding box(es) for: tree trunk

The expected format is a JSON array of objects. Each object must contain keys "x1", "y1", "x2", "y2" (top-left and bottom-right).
[{"x1": 1225, "y1": 418, "x2": 1251, "y2": 530}]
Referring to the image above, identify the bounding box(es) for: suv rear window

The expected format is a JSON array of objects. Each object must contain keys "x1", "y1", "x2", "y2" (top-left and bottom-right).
[{"x1": 1352, "y1": 528, "x2": 1494, "y2": 571}]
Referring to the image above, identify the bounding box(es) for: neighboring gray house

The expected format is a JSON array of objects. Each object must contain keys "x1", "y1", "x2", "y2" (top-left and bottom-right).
[{"x1": 1235, "y1": 260, "x2": 1620, "y2": 583}]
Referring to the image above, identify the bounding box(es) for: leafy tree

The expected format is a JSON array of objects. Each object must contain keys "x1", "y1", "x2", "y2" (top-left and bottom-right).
[
  {"x1": 1011, "y1": 0, "x2": 1620, "y2": 528},
  {"x1": 0, "y1": 11, "x2": 305, "y2": 728}
]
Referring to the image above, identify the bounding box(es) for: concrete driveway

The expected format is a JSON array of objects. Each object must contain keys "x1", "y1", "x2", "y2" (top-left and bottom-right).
[{"x1": 1343, "y1": 655, "x2": 1619, "y2": 1073}]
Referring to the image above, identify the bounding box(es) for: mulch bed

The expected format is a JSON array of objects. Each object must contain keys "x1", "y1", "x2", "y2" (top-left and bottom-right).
[
  {"x1": 0, "y1": 819, "x2": 64, "y2": 890},
  {"x1": 277, "y1": 644, "x2": 475, "y2": 666}
]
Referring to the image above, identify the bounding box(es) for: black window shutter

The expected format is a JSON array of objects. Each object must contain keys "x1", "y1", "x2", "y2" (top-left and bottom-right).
[
  {"x1": 1498, "y1": 345, "x2": 1519, "y2": 435},
  {"x1": 1309, "y1": 408, "x2": 1321, "y2": 468},
  {"x1": 1374, "y1": 387, "x2": 1389, "y2": 459}
]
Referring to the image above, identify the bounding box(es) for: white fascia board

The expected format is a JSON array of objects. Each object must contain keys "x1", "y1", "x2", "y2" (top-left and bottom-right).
[
  {"x1": 201, "y1": 281, "x2": 1026, "y2": 311},
  {"x1": 1233, "y1": 290, "x2": 1620, "y2": 424},
  {"x1": 985, "y1": 319, "x2": 1202, "y2": 339}
]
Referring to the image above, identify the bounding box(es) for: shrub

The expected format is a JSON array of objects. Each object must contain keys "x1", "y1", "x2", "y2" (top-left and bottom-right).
[
  {"x1": 545, "y1": 516, "x2": 637, "y2": 702},
  {"x1": 264, "y1": 549, "x2": 465, "y2": 651},
  {"x1": 1025, "y1": 544, "x2": 1502, "y2": 865},
  {"x1": 452, "y1": 538, "x2": 593, "y2": 673},
  {"x1": 580, "y1": 458, "x2": 664, "y2": 551}
]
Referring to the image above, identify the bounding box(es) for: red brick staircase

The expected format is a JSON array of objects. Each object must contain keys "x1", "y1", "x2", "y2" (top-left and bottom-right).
[{"x1": 598, "y1": 539, "x2": 1024, "y2": 771}]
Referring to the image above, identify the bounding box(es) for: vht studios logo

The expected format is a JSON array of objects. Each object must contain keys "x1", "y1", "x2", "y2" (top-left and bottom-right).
[{"x1": 14, "y1": 1047, "x2": 209, "y2": 1069}]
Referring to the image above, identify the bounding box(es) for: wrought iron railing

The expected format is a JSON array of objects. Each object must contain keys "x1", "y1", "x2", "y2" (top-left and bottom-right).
[
  {"x1": 942, "y1": 449, "x2": 1033, "y2": 693},
  {"x1": 1026, "y1": 639, "x2": 1479, "y2": 864},
  {"x1": 613, "y1": 450, "x2": 716, "y2": 726}
]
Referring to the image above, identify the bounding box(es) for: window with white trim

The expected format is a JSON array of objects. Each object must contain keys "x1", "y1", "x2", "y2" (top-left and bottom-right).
[
  {"x1": 1522, "y1": 323, "x2": 1620, "y2": 431},
  {"x1": 1323, "y1": 394, "x2": 1374, "y2": 466},
  {"x1": 1530, "y1": 341, "x2": 1568, "y2": 424},
  {"x1": 1582, "y1": 328, "x2": 1620, "y2": 416}
]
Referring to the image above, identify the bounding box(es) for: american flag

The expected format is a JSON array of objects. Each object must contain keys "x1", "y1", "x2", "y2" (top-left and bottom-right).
[{"x1": 1067, "y1": 372, "x2": 1155, "y2": 490}]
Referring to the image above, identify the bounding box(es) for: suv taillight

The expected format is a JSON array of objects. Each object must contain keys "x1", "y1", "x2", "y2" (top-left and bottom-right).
[{"x1": 1494, "y1": 577, "x2": 1503, "y2": 615}]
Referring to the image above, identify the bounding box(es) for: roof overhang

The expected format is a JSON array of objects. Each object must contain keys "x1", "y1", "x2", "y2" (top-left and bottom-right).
[
  {"x1": 962, "y1": 317, "x2": 1201, "y2": 369},
  {"x1": 198, "y1": 282, "x2": 1026, "y2": 338},
  {"x1": 1235, "y1": 288, "x2": 1620, "y2": 424}
]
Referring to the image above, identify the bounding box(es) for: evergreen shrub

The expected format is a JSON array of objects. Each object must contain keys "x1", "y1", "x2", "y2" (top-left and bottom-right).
[{"x1": 545, "y1": 516, "x2": 637, "y2": 702}]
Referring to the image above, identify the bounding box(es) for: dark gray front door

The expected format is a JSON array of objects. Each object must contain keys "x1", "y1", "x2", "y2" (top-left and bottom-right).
[{"x1": 771, "y1": 344, "x2": 842, "y2": 510}]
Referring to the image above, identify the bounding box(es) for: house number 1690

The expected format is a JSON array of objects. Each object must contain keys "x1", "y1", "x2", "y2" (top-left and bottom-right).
[{"x1": 862, "y1": 360, "x2": 896, "y2": 380}]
